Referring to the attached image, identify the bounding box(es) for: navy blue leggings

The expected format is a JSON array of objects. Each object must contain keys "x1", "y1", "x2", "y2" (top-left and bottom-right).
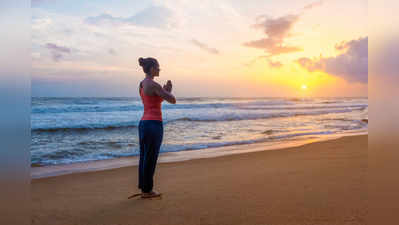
[{"x1": 138, "y1": 120, "x2": 163, "y2": 193}]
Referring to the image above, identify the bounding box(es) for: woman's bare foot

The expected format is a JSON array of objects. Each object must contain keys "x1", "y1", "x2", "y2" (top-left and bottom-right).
[{"x1": 141, "y1": 191, "x2": 162, "y2": 199}]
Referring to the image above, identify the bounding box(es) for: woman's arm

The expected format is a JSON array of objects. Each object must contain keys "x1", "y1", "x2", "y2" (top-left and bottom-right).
[
  {"x1": 153, "y1": 82, "x2": 176, "y2": 104},
  {"x1": 138, "y1": 82, "x2": 142, "y2": 96}
]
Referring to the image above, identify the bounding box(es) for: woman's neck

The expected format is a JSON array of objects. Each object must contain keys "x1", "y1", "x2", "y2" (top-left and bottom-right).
[{"x1": 145, "y1": 74, "x2": 154, "y2": 80}]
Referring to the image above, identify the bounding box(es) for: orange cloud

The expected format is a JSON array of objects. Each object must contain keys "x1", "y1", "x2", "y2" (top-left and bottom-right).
[{"x1": 243, "y1": 14, "x2": 302, "y2": 56}]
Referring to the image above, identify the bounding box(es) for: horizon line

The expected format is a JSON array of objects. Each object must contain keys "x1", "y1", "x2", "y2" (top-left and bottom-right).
[{"x1": 31, "y1": 96, "x2": 369, "y2": 99}]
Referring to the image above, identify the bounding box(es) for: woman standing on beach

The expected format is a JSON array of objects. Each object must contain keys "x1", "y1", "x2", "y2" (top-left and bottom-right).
[{"x1": 136, "y1": 57, "x2": 176, "y2": 199}]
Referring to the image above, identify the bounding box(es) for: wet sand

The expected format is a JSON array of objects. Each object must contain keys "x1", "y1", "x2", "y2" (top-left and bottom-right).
[{"x1": 32, "y1": 135, "x2": 367, "y2": 225}]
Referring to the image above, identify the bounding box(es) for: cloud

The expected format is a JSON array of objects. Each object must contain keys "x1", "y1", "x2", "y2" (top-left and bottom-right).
[
  {"x1": 45, "y1": 43, "x2": 71, "y2": 62},
  {"x1": 297, "y1": 37, "x2": 368, "y2": 83},
  {"x1": 244, "y1": 55, "x2": 283, "y2": 68},
  {"x1": 85, "y1": 14, "x2": 123, "y2": 26},
  {"x1": 85, "y1": 6, "x2": 175, "y2": 29},
  {"x1": 243, "y1": 14, "x2": 302, "y2": 56},
  {"x1": 191, "y1": 39, "x2": 219, "y2": 54},
  {"x1": 46, "y1": 43, "x2": 70, "y2": 53},
  {"x1": 296, "y1": 57, "x2": 323, "y2": 72},
  {"x1": 303, "y1": 0, "x2": 324, "y2": 10},
  {"x1": 244, "y1": 1, "x2": 324, "y2": 57},
  {"x1": 267, "y1": 59, "x2": 283, "y2": 68}
]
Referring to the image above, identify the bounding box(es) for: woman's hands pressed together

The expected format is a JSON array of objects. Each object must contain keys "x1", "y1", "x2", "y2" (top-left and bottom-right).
[{"x1": 163, "y1": 80, "x2": 172, "y2": 93}]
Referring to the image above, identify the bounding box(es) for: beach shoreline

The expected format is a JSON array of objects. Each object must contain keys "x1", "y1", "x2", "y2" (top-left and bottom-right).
[{"x1": 31, "y1": 132, "x2": 366, "y2": 179}]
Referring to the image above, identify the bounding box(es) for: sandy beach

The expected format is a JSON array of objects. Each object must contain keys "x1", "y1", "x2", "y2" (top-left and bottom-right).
[{"x1": 31, "y1": 135, "x2": 367, "y2": 225}]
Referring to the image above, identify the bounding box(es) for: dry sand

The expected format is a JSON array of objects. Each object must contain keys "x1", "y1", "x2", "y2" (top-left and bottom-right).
[{"x1": 31, "y1": 135, "x2": 367, "y2": 225}]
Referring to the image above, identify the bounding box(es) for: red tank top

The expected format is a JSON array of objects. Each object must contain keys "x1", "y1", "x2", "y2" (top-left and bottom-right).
[{"x1": 139, "y1": 82, "x2": 164, "y2": 121}]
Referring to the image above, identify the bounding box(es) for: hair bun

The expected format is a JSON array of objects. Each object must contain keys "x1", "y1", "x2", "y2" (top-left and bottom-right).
[{"x1": 138, "y1": 57, "x2": 145, "y2": 66}]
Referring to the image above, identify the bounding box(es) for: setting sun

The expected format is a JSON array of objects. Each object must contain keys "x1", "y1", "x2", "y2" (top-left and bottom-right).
[{"x1": 301, "y1": 84, "x2": 308, "y2": 90}]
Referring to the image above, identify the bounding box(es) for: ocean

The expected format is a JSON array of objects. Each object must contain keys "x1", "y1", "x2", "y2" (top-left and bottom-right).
[{"x1": 31, "y1": 97, "x2": 368, "y2": 167}]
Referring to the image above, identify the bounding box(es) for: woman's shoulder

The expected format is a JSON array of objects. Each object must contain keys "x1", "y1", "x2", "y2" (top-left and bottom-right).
[
  {"x1": 144, "y1": 79, "x2": 162, "y2": 89},
  {"x1": 141, "y1": 79, "x2": 162, "y2": 95}
]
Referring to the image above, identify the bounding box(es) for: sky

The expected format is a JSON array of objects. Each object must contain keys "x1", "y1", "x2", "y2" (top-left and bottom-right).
[{"x1": 31, "y1": 0, "x2": 368, "y2": 97}]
